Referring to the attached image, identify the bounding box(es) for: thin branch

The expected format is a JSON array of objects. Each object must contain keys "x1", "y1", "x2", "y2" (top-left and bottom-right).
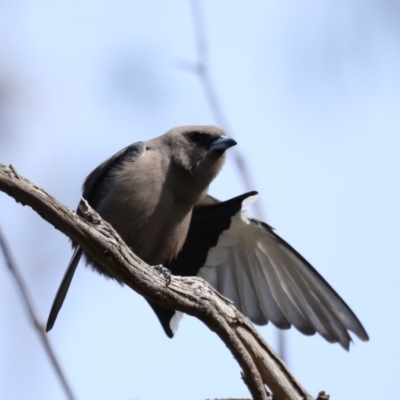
[
  {"x1": 188, "y1": 0, "x2": 287, "y2": 361},
  {"x1": 188, "y1": 0, "x2": 264, "y2": 220},
  {"x1": 0, "y1": 225, "x2": 76, "y2": 400},
  {"x1": 0, "y1": 163, "x2": 321, "y2": 400}
]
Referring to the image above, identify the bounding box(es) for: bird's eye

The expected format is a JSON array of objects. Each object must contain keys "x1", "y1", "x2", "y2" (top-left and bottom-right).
[
  {"x1": 192, "y1": 132, "x2": 205, "y2": 142},
  {"x1": 185, "y1": 131, "x2": 213, "y2": 147}
]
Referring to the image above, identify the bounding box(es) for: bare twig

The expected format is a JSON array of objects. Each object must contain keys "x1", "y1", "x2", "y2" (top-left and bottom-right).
[
  {"x1": 188, "y1": 0, "x2": 287, "y2": 361},
  {"x1": 188, "y1": 0, "x2": 264, "y2": 219},
  {"x1": 0, "y1": 226, "x2": 76, "y2": 400},
  {"x1": 0, "y1": 163, "x2": 321, "y2": 399}
]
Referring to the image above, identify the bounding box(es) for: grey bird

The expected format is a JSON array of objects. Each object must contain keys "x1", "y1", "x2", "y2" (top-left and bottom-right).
[{"x1": 46, "y1": 125, "x2": 369, "y2": 350}]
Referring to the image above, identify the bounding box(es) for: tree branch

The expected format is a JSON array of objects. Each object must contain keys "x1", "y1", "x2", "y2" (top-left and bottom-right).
[
  {"x1": 0, "y1": 163, "x2": 321, "y2": 400},
  {"x1": 0, "y1": 222, "x2": 76, "y2": 399}
]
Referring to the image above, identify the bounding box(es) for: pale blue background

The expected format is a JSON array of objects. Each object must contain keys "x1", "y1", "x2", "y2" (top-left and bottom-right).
[{"x1": 0, "y1": 1, "x2": 398, "y2": 399}]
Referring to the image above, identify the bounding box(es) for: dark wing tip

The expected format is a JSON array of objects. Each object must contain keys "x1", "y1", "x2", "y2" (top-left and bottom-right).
[
  {"x1": 46, "y1": 306, "x2": 61, "y2": 332},
  {"x1": 46, "y1": 293, "x2": 64, "y2": 332},
  {"x1": 146, "y1": 300, "x2": 176, "y2": 338},
  {"x1": 46, "y1": 316, "x2": 55, "y2": 332},
  {"x1": 352, "y1": 324, "x2": 370, "y2": 342},
  {"x1": 345, "y1": 328, "x2": 369, "y2": 351},
  {"x1": 46, "y1": 247, "x2": 83, "y2": 332}
]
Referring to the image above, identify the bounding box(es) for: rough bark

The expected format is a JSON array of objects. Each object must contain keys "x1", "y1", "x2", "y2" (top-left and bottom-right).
[{"x1": 0, "y1": 163, "x2": 322, "y2": 400}]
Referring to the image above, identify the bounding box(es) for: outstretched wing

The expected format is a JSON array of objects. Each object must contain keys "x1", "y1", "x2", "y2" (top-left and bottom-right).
[{"x1": 155, "y1": 192, "x2": 369, "y2": 349}]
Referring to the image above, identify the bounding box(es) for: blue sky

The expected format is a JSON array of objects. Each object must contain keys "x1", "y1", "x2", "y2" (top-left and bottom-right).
[{"x1": 0, "y1": 1, "x2": 399, "y2": 399}]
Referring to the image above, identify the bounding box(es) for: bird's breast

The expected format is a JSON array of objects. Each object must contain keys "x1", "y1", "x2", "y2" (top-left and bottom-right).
[
  {"x1": 96, "y1": 154, "x2": 201, "y2": 266},
  {"x1": 133, "y1": 200, "x2": 192, "y2": 265},
  {"x1": 99, "y1": 183, "x2": 193, "y2": 266}
]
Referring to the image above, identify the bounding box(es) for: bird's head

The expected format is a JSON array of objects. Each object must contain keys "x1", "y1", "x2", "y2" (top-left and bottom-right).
[{"x1": 163, "y1": 125, "x2": 237, "y2": 181}]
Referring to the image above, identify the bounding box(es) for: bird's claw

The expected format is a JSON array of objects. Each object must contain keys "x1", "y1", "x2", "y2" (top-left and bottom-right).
[{"x1": 154, "y1": 265, "x2": 172, "y2": 286}]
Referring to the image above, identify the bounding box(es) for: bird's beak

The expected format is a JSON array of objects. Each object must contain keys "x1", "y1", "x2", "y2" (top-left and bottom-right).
[{"x1": 209, "y1": 136, "x2": 237, "y2": 152}]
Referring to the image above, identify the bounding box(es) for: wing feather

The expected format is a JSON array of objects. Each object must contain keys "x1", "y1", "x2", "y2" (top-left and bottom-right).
[
  {"x1": 195, "y1": 195, "x2": 368, "y2": 348},
  {"x1": 164, "y1": 192, "x2": 368, "y2": 348},
  {"x1": 46, "y1": 142, "x2": 146, "y2": 331}
]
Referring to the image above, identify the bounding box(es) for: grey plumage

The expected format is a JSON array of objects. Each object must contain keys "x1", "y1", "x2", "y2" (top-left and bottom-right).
[
  {"x1": 47, "y1": 125, "x2": 368, "y2": 349},
  {"x1": 46, "y1": 126, "x2": 235, "y2": 331}
]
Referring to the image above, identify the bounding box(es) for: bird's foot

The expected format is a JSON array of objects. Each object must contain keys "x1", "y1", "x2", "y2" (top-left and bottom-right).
[{"x1": 154, "y1": 265, "x2": 172, "y2": 286}]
